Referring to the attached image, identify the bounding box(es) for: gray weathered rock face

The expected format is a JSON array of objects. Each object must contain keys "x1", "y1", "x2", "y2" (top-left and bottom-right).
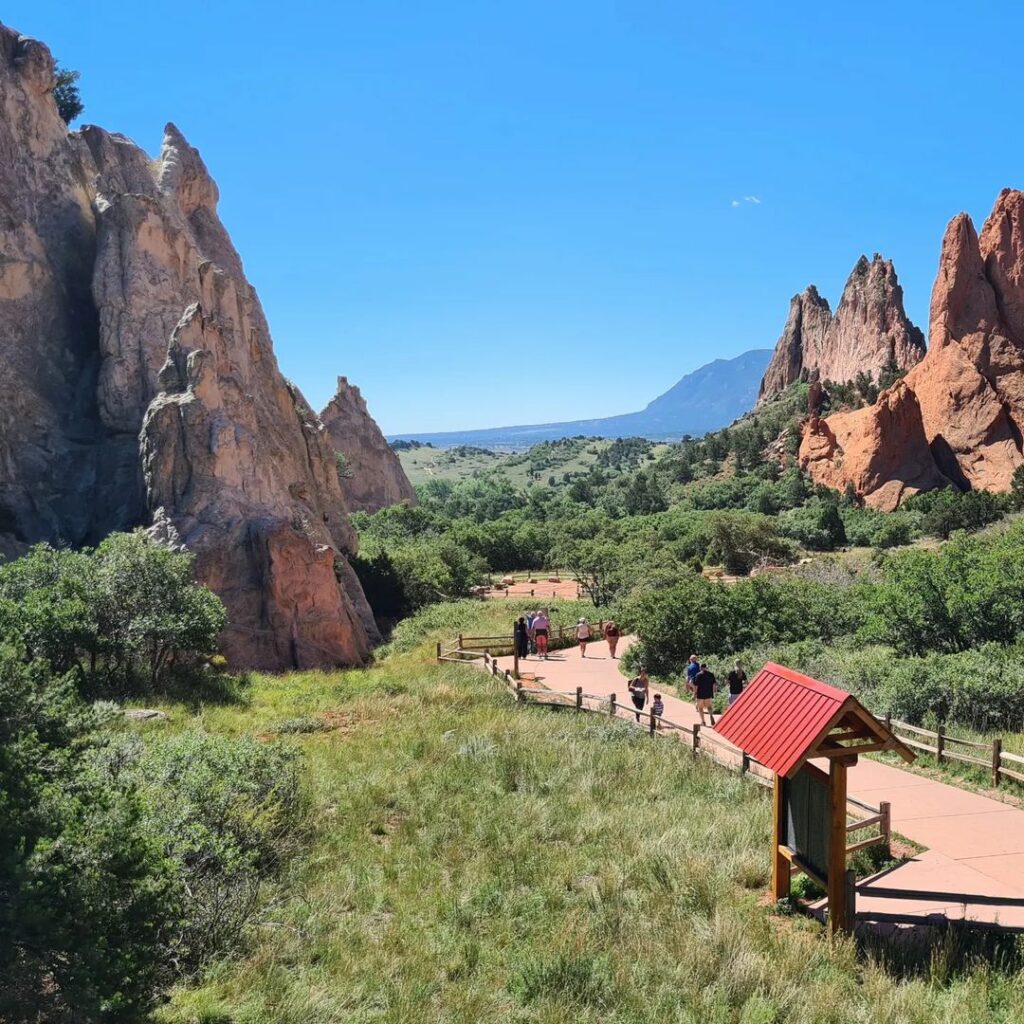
[
  {"x1": 758, "y1": 255, "x2": 925, "y2": 403},
  {"x1": 0, "y1": 23, "x2": 379, "y2": 668},
  {"x1": 320, "y1": 377, "x2": 416, "y2": 513}
]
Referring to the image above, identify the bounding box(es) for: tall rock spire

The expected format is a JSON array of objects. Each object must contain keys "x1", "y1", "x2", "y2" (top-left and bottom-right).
[{"x1": 758, "y1": 255, "x2": 925, "y2": 403}]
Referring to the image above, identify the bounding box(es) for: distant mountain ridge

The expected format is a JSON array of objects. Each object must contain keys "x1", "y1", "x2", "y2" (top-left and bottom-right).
[{"x1": 389, "y1": 349, "x2": 772, "y2": 448}]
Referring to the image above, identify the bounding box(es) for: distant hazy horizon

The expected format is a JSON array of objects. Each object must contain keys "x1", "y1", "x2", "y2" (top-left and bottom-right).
[{"x1": 9, "y1": 1, "x2": 1024, "y2": 432}]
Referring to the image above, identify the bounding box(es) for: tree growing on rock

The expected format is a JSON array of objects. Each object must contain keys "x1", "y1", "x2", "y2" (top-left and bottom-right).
[{"x1": 51, "y1": 63, "x2": 83, "y2": 125}]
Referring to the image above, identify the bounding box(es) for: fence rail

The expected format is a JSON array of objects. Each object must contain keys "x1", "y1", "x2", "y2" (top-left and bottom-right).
[
  {"x1": 875, "y1": 713, "x2": 1016, "y2": 789},
  {"x1": 441, "y1": 640, "x2": 890, "y2": 856}
]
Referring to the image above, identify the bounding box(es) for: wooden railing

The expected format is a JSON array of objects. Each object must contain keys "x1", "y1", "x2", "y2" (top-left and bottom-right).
[
  {"x1": 875, "y1": 713, "x2": 1024, "y2": 788},
  {"x1": 445, "y1": 645, "x2": 890, "y2": 856}
]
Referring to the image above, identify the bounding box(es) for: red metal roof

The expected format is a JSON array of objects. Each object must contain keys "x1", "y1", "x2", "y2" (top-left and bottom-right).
[{"x1": 715, "y1": 662, "x2": 850, "y2": 778}]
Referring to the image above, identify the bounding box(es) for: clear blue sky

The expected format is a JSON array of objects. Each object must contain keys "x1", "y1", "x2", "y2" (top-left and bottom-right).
[{"x1": 8, "y1": 1, "x2": 1022, "y2": 432}]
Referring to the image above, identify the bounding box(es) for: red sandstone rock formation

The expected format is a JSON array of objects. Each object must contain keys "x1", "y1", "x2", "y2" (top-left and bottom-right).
[
  {"x1": 801, "y1": 189, "x2": 1024, "y2": 506},
  {"x1": 0, "y1": 24, "x2": 379, "y2": 668},
  {"x1": 759, "y1": 256, "x2": 925, "y2": 403},
  {"x1": 320, "y1": 377, "x2": 416, "y2": 513}
]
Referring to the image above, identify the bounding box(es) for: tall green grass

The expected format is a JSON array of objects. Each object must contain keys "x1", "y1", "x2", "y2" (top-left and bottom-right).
[{"x1": 150, "y1": 605, "x2": 1024, "y2": 1023}]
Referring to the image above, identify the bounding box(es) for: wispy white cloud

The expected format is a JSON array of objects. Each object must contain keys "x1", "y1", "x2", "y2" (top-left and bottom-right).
[
  {"x1": 730, "y1": 199, "x2": 741, "y2": 207},
  {"x1": 730, "y1": 195, "x2": 762, "y2": 209}
]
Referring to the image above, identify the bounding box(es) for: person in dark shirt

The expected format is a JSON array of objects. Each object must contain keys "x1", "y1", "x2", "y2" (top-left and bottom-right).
[
  {"x1": 628, "y1": 670, "x2": 649, "y2": 722},
  {"x1": 726, "y1": 661, "x2": 747, "y2": 707},
  {"x1": 693, "y1": 663, "x2": 717, "y2": 726}
]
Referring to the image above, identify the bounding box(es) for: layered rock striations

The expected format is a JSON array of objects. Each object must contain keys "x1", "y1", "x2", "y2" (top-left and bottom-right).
[
  {"x1": 320, "y1": 378, "x2": 416, "y2": 513},
  {"x1": 0, "y1": 24, "x2": 379, "y2": 668},
  {"x1": 758, "y1": 255, "x2": 925, "y2": 403},
  {"x1": 801, "y1": 189, "x2": 1024, "y2": 508}
]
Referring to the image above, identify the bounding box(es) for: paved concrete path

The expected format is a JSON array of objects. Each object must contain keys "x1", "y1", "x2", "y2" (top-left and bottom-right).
[{"x1": 496, "y1": 641, "x2": 1024, "y2": 929}]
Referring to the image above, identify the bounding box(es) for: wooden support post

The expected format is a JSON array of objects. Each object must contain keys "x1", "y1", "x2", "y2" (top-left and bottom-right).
[
  {"x1": 993, "y1": 738, "x2": 1002, "y2": 788},
  {"x1": 530, "y1": 588, "x2": 534, "y2": 597},
  {"x1": 516, "y1": 680, "x2": 524, "y2": 703},
  {"x1": 936, "y1": 725, "x2": 945, "y2": 765},
  {"x1": 609, "y1": 693, "x2": 616, "y2": 717},
  {"x1": 692, "y1": 723, "x2": 701, "y2": 757},
  {"x1": 741, "y1": 752, "x2": 750, "y2": 774},
  {"x1": 884, "y1": 710, "x2": 891, "y2": 733},
  {"x1": 513, "y1": 647, "x2": 519, "y2": 680},
  {"x1": 435, "y1": 641, "x2": 442, "y2": 663},
  {"x1": 879, "y1": 800, "x2": 891, "y2": 848},
  {"x1": 457, "y1": 633, "x2": 464, "y2": 651},
  {"x1": 576, "y1": 686, "x2": 583, "y2": 711},
  {"x1": 771, "y1": 774, "x2": 789, "y2": 902},
  {"x1": 491, "y1": 659, "x2": 497, "y2": 677},
  {"x1": 827, "y1": 760, "x2": 849, "y2": 937},
  {"x1": 844, "y1": 869, "x2": 857, "y2": 929},
  {"x1": 649, "y1": 706, "x2": 657, "y2": 735}
]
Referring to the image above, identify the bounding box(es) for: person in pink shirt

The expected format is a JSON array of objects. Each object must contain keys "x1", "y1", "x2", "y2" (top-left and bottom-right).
[{"x1": 532, "y1": 608, "x2": 550, "y2": 658}]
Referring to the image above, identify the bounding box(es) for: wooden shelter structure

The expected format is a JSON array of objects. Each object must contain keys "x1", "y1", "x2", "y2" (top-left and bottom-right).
[{"x1": 716, "y1": 662, "x2": 914, "y2": 935}]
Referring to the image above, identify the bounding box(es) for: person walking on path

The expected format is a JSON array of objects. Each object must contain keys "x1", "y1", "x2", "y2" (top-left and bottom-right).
[
  {"x1": 514, "y1": 616, "x2": 529, "y2": 660},
  {"x1": 651, "y1": 693, "x2": 665, "y2": 726},
  {"x1": 526, "y1": 610, "x2": 537, "y2": 655},
  {"x1": 628, "y1": 670, "x2": 650, "y2": 722},
  {"x1": 533, "y1": 608, "x2": 550, "y2": 659},
  {"x1": 726, "y1": 661, "x2": 747, "y2": 707},
  {"x1": 576, "y1": 617, "x2": 591, "y2": 657},
  {"x1": 684, "y1": 654, "x2": 700, "y2": 697},
  {"x1": 603, "y1": 619, "x2": 620, "y2": 659},
  {"x1": 693, "y1": 662, "x2": 717, "y2": 727}
]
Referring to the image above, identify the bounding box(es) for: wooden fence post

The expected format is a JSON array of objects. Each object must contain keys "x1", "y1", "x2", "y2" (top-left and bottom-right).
[
  {"x1": 513, "y1": 647, "x2": 519, "y2": 680},
  {"x1": 609, "y1": 693, "x2": 616, "y2": 717},
  {"x1": 884, "y1": 711, "x2": 891, "y2": 733},
  {"x1": 457, "y1": 633, "x2": 464, "y2": 651},
  {"x1": 879, "y1": 801, "x2": 891, "y2": 848},
  {"x1": 649, "y1": 706, "x2": 656, "y2": 735},
  {"x1": 435, "y1": 641, "x2": 442, "y2": 663},
  {"x1": 516, "y1": 680, "x2": 524, "y2": 703},
  {"x1": 741, "y1": 752, "x2": 750, "y2": 774},
  {"x1": 993, "y1": 738, "x2": 1002, "y2": 788},
  {"x1": 936, "y1": 725, "x2": 945, "y2": 765},
  {"x1": 576, "y1": 686, "x2": 583, "y2": 712},
  {"x1": 692, "y1": 723, "x2": 701, "y2": 757}
]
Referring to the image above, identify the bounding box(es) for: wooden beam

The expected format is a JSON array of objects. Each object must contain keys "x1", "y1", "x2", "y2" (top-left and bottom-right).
[
  {"x1": 827, "y1": 759, "x2": 849, "y2": 937},
  {"x1": 771, "y1": 774, "x2": 789, "y2": 902}
]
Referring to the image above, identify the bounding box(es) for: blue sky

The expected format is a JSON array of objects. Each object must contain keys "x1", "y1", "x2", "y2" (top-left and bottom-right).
[{"x1": 8, "y1": 1, "x2": 1022, "y2": 432}]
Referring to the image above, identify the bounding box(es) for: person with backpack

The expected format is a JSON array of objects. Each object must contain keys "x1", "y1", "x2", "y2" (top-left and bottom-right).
[
  {"x1": 628, "y1": 669, "x2": 650, "y2": 722},
  {"x1": 726, "y1": 661, "x2": 747, "y2": 707},
  {"x1": 526, "y1": 610, "x2": 537, "y2": 655},
  {"x1": 533, "y1": 608, "x2": 550, "y2": 659}
]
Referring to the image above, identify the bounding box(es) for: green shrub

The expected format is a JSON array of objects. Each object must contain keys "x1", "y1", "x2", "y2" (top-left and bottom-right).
[
  {"x1": 0, "y1": 647, "x2": 178, "y2": 1022},
  {"x1": 129, "y1": 732, "x2": 305, "y2": 969}
]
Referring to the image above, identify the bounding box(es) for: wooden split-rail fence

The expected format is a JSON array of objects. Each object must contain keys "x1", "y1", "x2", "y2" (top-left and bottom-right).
[
  {"x1": 871, "y1": 713, "x2": 1024, "y2": 790},
  {"x1": 436, "y1": 634, "x2": 892, "y2": 858},
  {"x1": 439, "y1": 631, "x2": 1024, "y2": 793}
]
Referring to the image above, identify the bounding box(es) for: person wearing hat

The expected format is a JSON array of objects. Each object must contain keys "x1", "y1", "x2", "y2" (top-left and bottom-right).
[{"x1": 576, "y1": 617, "x2": 592, "y2": 657}]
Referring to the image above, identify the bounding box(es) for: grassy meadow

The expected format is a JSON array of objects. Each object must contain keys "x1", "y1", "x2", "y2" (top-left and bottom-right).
[{"x1": 141, "y1": 600, "x2": 1024, "y2": 1024}]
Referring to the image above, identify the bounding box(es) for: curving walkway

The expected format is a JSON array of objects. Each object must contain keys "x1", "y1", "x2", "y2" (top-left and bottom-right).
[{"x1": 495, "y1": 640, "x2": 1024, "y2": 929}]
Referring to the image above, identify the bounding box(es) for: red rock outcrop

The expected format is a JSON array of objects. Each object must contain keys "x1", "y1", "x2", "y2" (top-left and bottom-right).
[
  {"x1": 0, "y1": 24, "x2": 378, "y2": 668},
  {"x1": 758, "y1": 286, "x2": 833, "y2": 400},
  {"x1": 802, "y1": 189, "x2": 1024, "y2": 505},
  {"x1": 320, "y1": 377, "x2": 416, "y2": 513},
  {"x1": 759, "y1": 256, "x2": 925, "y2": 403}
]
